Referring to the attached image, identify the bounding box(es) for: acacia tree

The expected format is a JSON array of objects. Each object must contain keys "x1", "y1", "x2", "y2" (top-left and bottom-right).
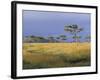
[
  {"x1": 64, "y1": 24, "x2": 83, "y2": 42},
  {"x1": 60, "y1": 35, "x2": 67, "y2": 42},
  {"x1": 56, "y1": 36, "x2": 60, "y2": 42},
  {"x1": 47, "y1": 36, "x2": 55, "y2": 42}
]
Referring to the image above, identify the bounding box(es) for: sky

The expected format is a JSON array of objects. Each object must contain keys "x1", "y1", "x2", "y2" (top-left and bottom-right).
[{"x1": 23, "y1": 10, "x2": 91, "y2": 41}]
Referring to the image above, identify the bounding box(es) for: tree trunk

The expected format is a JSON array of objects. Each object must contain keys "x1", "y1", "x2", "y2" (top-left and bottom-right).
[{"x1": 74, "y1": 33, "x2": 77, "y2": 42}]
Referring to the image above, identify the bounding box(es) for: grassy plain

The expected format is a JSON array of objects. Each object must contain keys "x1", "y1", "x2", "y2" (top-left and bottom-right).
[{"x1": 23, "y1": 43, "x2": 91, "y2": 69}]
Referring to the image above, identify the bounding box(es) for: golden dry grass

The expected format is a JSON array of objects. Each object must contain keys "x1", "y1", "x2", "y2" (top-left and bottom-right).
[{"x1": 23, "y1": 43, "x2": 91, "y2": 69}]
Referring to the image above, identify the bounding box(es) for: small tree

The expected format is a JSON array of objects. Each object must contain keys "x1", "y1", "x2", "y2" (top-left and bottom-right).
[
  {"x1": 56, "y1": 36, "x2": 60, "y2": 42},
  {"x1": 64, "y1": 24, "x2": 83, "y2": 42},
  {"x1": 72, "y1": 36, "x2": 81, "y2": 42},
  {"x1": 47, "y1": 36, "x2": 55, "y2": 42},
  {"x1": 85, "y1": 35, "x2": 91, "y2": 42},
  {"x1": 29, "y1": 35, "x2": 35, "y2": 39},
  {"x1": 60, "y1": 35, "x2": 67, "y2": 42},
  {"x1": 24, "y1": 35, "x2": 35, "y2": 43}
]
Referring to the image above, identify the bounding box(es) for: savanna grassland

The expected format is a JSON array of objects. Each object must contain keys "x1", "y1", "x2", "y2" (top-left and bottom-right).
[{"x1": 23, "y1": 43, "x2": 91, "y2": 69}]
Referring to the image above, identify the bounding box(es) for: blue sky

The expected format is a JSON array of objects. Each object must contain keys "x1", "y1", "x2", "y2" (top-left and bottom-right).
[{"x1": 23, "y1": 10, "x2": 91, "y2": 41}]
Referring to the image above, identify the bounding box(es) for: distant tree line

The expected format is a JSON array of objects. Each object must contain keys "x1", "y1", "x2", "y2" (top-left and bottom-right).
[
  {"x1": 23, "y1": 35, "x2": 90, "y2": 43},
  {"x1": 23, "y1": 24, "x2": 90, "y2": 43}
]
